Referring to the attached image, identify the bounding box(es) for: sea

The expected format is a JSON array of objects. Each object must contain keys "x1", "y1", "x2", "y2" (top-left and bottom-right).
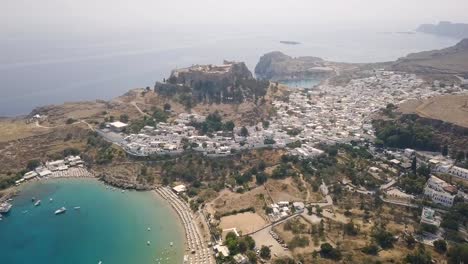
[
  {"x1": 0, "y1": 179, "x2": 184, "y2": 264},
  {"x1": 0, "y1": 24, "x2": 460, "y2": 116}
]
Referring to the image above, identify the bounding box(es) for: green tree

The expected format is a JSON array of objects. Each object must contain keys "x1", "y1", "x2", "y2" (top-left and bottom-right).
[
  {"x1": 26, "y1": 160, "x2": 41, "y2": 171},
  {"x1": 361, "y1": 243, "x2": 379, "y2": 255},
  {"x1": 448, "y1": 243, "x2": 468, "y2": 264},
  {"x1": 411, "y1": 156, "x2": 417, "y2": 174},
  {"x1": 442, "y1": 145, "x2": 448, "y2": 156},
  {"x1": 255, "y1": 172, "x2": 268, "y2": 185},
  {"x1": 320, "y1": 243, "x2": 341, "y2": 260},
  {"x1": 119, "y1": 114, "x2": 129, "y2": 123},
  {"x1": 433, "y1": 239, "x2": 447, "y2": 253},
  {"x1": 243, "y1": 236, "x2": 256, "y2": 250},
  {"x1": 260, "y1": 245, "x2": 271, "y2": 259},
  {"x1": 240, "y1": 126, "x2": 249, "y2": 137},
  {"x1": 417, "y1": 164, "x2": 431, "y2": 178},
  {"x1": 404, "y1": 245, "x2": 432, "y2": 264},
  {"x1": 66, "y1": 118, "x2": 76, "y2": 124},
  {"x1": 246, "y1": 250, "x2": 257, "y2": 263},
  {"x1": 371, "y1": 225, "x2": 396, "y2": 249},
  {"x1": 224, "y1": 121, "x2": 235, "y2": 131}
]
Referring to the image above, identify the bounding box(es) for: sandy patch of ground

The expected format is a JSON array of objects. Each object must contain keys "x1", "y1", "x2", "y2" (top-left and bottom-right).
[{"x1": 219, "y1": 212, "x2": 268, "y2": 234}]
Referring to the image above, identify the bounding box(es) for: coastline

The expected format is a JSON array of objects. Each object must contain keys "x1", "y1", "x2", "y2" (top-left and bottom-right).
[
  {"x1": 1, "y1": 178, "x2": 185, "y2": 264},
  {"x1": 154, "y1": 186, "x2": 215, "y2": 264}
]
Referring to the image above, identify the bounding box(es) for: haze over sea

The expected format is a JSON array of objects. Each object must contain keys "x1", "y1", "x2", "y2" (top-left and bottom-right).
[
  {"x1": 0, "y1": 179, "x2": 184, "y2": 264},
  {"x1": 0, "y1": 24, "x2": 459, "y2": 116}
]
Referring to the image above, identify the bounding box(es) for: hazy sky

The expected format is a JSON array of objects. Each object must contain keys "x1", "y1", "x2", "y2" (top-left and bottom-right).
[{"x1": 2, "y1": 0, "x2": 468, "y2": 32}]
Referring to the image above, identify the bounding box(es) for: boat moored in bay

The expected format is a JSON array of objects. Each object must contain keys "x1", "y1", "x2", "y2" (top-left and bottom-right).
[{"x1": 54, "y1": 207, "x2": 66, "y2": 215}]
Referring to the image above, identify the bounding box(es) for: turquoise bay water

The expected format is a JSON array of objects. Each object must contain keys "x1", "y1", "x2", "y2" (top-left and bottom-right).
[{"x1": 0, "y1": 179, "x2": 184, "y2": 264}]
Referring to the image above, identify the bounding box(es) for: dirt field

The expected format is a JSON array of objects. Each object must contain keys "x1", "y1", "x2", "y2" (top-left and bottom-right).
[
  {"x1": 219, "y1": 212, "x2": 268, "y2": 234},
  {"x1": 205, "y1": 187, "x2": 271, "y2": 219},
  {"x1": 399, "y1": 94, "x2": 468, "y2": 128},
  {"x1": 265, "y1": 178, "x2": 310, "y2": 202}
]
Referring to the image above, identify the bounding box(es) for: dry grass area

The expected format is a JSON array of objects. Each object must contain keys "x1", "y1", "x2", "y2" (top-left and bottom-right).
[
  {"x1": 206, "y1": 187, "x2": 271, "y2": 219},
  {"x1": 265, "y1": 178, "x2": 309, "y2": 202},
  {"x1": 399, "y1": 94, "x2": 468, "y2": 128},
  {"x1": 273, "y1": 216, "x2": 323, "y2": 253},
  {"x1": 0, "y1": 119, "x2": 48, "y2": 142},
  {"x1": 219, "y1": 212, "x2": 268, "y2": 234},
  {"x1": 0, "y1": 125, "x2": 90, "y2": 173}
]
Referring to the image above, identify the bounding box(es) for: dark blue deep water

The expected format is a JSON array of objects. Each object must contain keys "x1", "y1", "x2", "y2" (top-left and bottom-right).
[{"x1": 0, "y1": 26, "x2": 458, "y2": 116}]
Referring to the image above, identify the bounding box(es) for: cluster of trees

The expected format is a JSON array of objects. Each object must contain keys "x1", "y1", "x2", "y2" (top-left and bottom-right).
[
  {"x1": 320, "y1": 243, "x2": 342, "y2": 260},
  {"x1": 271, "y1": 163, "x2": 295, "y2": 179},
  {"x1": 371, "y1": 224, "x2": 396, "y2": 249},
  {"x1": 374, "y1": 120, "x2": 439, "y2": 151},
  {"x1": 223, "y1": 232, "x2": 257, "y2": 262},
  {"x1": 404, "y1": 245, "x2": 432, "y2": 264},
  {"x1": 287, "y1": 235, "x2": 310, "y2": 249},
  {"x1": 343, "y1": 221, "x2": 359, "y2": 236},
  {"x1": 0, "y1": 172, "x2": 22, "y2": 190},
  {"x1": 441, "y1": 202, "x2": 468, "y2": 241},
  {"x1": 190, "y1": 112, "x2": 235, "y2": 135},
  {"x1": 87, "y1": 132, "x2": 115, "y2": 164},
  {"x1": 398, "y1": 158, "x2": 431, "y2": 195},
  {"x1": 283, "y1": 218, "x2": 308, "y2": 234}
]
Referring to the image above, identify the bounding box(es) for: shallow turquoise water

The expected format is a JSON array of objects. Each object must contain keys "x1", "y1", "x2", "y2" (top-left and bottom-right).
[{"x1": 0, "y1": 179, "x2": 184, "y2": 264}]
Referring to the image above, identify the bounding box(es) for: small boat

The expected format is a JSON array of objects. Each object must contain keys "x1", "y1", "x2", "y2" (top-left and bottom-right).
[
  {"x1": 74, "y1": 207, "x2": 81, "y2": 210},
  {"x1": 147, "y1": 227, "x2": 151, "y2": 231},
  {"x1": 49, "y1": 198, "x2": 53, "y2": 202},
  {"x1": 170, "y1": 242, "x2": 173, "y2": 247},
  {"x1": 34, "y1": 200, "x2": 41, "y2": 206},
  {"x1": 31, "y1": 197, "x2": 36, "y2": 202},
  {"x1": 98, "y1": 261, "x2": 102, "y2": 264},
  {"x1": 147, "y1": 241, "x2": 151, "y2": 245},
  {"x1": 54, "y1": 207, "x2": 66, "y2": 215}
]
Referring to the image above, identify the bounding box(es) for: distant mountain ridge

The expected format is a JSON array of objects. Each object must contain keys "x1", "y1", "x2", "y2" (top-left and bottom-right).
[{"x1": 416, "y1": 21, "x2": 468, "y2": 39}]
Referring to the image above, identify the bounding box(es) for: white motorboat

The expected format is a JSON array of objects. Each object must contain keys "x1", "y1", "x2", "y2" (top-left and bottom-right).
[
  {"x1": 34, "y1": 200, "x2": 41, "y2": 206},
  {"x1": 54, "y1": 207, "x2": 66, "y2": 215}
]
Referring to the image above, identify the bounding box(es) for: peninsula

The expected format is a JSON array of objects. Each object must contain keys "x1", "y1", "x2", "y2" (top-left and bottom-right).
[{"x1": 416, "y1": 21, "x2": 468, "y2": 39}]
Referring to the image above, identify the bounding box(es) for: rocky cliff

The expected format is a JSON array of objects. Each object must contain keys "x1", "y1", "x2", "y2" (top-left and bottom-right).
[
  {"x1": 254, "y1": 51, "x2": 333, "y2": 81},
  {"x1": 154, "y1": 61, "x2": 269, "y2": 106}
]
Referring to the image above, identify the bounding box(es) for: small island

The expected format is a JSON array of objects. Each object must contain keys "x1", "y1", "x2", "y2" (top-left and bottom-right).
[{"x1": 280, "y1": 41, "x2": 301, "y2": 45}]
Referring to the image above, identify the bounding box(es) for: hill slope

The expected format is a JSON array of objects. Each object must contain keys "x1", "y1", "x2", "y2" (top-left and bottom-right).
[{"x1": 391, "y1": 38, "x2": 468, "y2": 77}]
